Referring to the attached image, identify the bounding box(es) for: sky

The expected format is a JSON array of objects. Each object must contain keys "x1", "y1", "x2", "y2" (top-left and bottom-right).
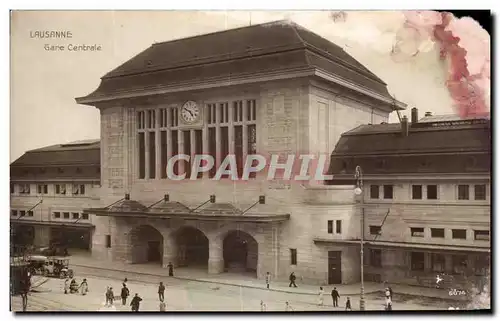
[{"x1": 10, "y1": 10, "x2": 458, "y2": 163}]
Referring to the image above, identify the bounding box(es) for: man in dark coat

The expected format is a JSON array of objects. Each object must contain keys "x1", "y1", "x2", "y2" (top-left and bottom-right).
[
  {"x1": 158, "y1": 282, "x2": 165, "y2": 301},
  {"x1": 289, "y1": 272, "x2": 297, "y2": 288},
  {"x1": 121, "y1": 284, "x2": 130, "y2": 305},
  {"x1": 130, "y1": 293, "x2": 142, "y2": 312},
  {"x1": 167, "y1": 262, "x2": 174, "y2": 277},
  {"x1": 331, "y1": 287, "x2": 340, "y2": 307}
]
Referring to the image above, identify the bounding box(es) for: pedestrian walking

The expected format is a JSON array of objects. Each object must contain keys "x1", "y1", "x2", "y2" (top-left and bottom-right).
[
  {"x1": 265, "y1": 272, "x2": 270, "y2": 289},
  {"x1": 331, "y1": 287, "x2": 340, "y2": 307},
  {"x1": 260, "y1": 300, "x2": 267, "y2": 312},
  {"x1": 106, "y1": 287, "x2": 114, "y2": 306},
  {"x1": 318, "y1": 286, "x2": 324, "y2": 306},
  {"x1": 158, "y1": 282, "x2": 165, "y2": 301},
  {"x1": 79, "y1": 278, "x2": 88, "y2": 295},
  {"x1": 288, "y1": 272, "x2": 297, "y2": 288},
  {"x1": 285, "y1": 301, "x2": 294, "y2": 312},
  {"x1": 130, "y1": 293, "x2": 142, "y2": 312},
  {"x1": 167, "y1": 262, "x2": 174, "y2": 277},
  {"x1": 159, "y1": 299, "x2": 166, "y2": 312},
  {"x1": 121, "y1": 284, "x2": 130, "y2": 305},
  {"x1": 64, "y1": 278, "x2": 70, "y2": 294},
  {"x1": 345, "y1": 297, "x2": 352, "y2": 311}
]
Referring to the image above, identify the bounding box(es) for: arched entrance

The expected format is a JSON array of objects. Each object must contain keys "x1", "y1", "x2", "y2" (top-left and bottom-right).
[
  {"x1": 129, "y1": 225, "x2": 164, "y2": 265},
  {"x1": 223, "y1": 230, "x2": 258, "y2": 274},
  {"x1": 174, "y1": 226, "x2": 209, "y2": 267}
]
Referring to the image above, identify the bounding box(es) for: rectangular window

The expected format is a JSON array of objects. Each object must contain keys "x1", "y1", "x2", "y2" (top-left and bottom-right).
[
  {"x1": 474, "y1": 230, "x2": 489, "y2": 241},
  {"x1": 458, "y1": 184, "x2": 469, "y2": 200},
  {"x1": 183, "y1": 130, "x2": 191, "y2": 179},
  {"x1": 37, "y1": 184, "x2": 48, "y2": 194},
  {"x1": 195, "y1": 130, "x2": 203, "y2": 179},
  {"x1": 383, "y1": 185, "x2": 393, "y2": 199},
  {"x1": 54, "y1": 212, "x2": 61, "y2": 218},
  {"x1": 19, "y1": 210, "x2": 26, "y2": 217},
  {"x1": 20, "y1": 184, "x2": 30, "y2": 194},
  {"x1": 171, "y1": 130, "x2": 179, "y2": 176},
  {"x1": 327, "y1": 220, "x2": 333, "y2": 234},
  {"x1": 411, "y1": 227, "x2": 424, "y2": 237},
  {"x1": 159, "y1": 108, "x2": 167, "y2": 128},
  {"x1": 412, "y1": 185, "x2": 422, "y2": 200},
  {"x1": 147, "y1": 109, "x2": 156, "y2": 129},
  {"x1": 82, "y1": 213, "x2": 89, "y2": 220},
  {"x1": 452, "y1": 229, "x2": 467, "y2": 240},
  {"x1": 370, "y1": 185, "x2": 379, "y2": 199},
  {"x1": 369, "y1": 249, "x2": 382, "y2": 267},
  {"x1": 160, "y1": 131, "x2": 168, "y2": 178},
  {"x1": 27, "y1": 211, "x2": 33, "y2": 217},
  {"x1": 55, "y1": 184, "x2": 67, "y2": 195},
  {"x1": 290, "y1": 248, "x2": 297, "y2": 265},
  {"x1": 11, "y1": 210, "x2": 17, "y2": 217},
  {"x1": 452, "y1": 255, "x2": 467, "y2": 275},
  {"x1": 474, "y1": 184, "x2": 486, "y2": 200},
  {"x1": 170, "y1": 108, "x2": 178, "y2": 127},
  {"x1": 247, "y1": 124, "x2": 257, "y2": 179},
  {"x1": 247, "y1": 100, "x2": 256, "y2": 121},
  {"x1": 10, "y1": 183, "x2": 14, "y2": 194},
  {"x1": 72, "y1": 212, "x2": 79, "y2": 219},
  {"x1": 335, "y1": 220, "x2": 342, "y2": 234},
  {"x1": 80, "y1": 184, "x2": 85, "y2": 195},
  {"x1": 431, "y1": 228, "x2": 445, "y2": 238},
  {"x1": 72, "y1": 184, "x2": 85, "y2": 195},
  {"x1": 138, "y1": 132, "x2": 146, "y2": 179},
  {"x1": 427, "y1": 185, "x2": 438, "y2": 200},
  {"x1": 208, "y1": 127, "x2": 216, "y2": 178},
  {"x1": 369, "y1": 226, "x2": 381, "y2": 235},
  {"x1": 220, "y1": 127, "x2": 229, "y2": 179},
  {"x1": 63, "y1": 212, "x2": 70, "y2": 219},
  {"x1": 431, "y1": 253, "x2": 445, "y2": 272},
  {"x1": 105, "y1": 235, "x2": 112, "y2": 248},
  {"x1": 234, "y1": 126, "x2": 243, "y2": 178},
  {"x1": 137, "y1": 111, "x2": 145, "y2": 129},
  {"x1": 410, "y1": 252, "x2": 425, "y2": 271},
  {"x1": 149, "y1": 132, "x2": 156, "y2": 179}
]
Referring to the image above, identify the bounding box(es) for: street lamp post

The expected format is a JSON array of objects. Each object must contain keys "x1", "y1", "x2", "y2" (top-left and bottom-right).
[{"x1": 354, "y1": 165, "x2": 365, "y2": 311}]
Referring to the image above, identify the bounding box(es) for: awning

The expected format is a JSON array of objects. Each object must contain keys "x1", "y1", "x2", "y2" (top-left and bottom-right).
[
  {"x1": 10, "y1": 219, "x2": 95, "y2": 229},
  {"x1": 313, "y1": 238, "x2": 490, "y2": 253},
  {"x1": 85, "y1": 207, "x2": 290, "y2": 223}
]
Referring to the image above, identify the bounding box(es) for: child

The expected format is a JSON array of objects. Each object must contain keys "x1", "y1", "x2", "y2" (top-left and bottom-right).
[
  {"x1": 260, "y1": 300, "x2": 267, "y2": 312},
  {"x1": 345, "y1": 297, "x2": 352, "y2": 311}
]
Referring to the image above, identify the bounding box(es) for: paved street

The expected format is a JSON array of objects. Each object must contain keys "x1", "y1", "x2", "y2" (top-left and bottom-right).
[{"x1": 11, "y1": 265, "x2": 458, "y2": 312}]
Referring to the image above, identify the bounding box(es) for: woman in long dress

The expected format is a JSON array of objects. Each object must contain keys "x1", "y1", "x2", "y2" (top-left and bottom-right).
[
  {"x1": 80, "y1": 278, "x2": 88, "y2": 295},
  {"x1": 318, "y1": 287, "x2": 324, "y2": 306}
]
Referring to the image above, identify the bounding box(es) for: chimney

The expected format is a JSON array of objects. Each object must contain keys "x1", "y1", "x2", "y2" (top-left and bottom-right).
[
  {"x1": 401, "y1": 116, "x2": 409, "y2": 136},
  {"x1": 124, "y1": 193, "x2": 130, "y2": 200},
  {"x1": 425, "y1": 111, "x2": 432, "y2": 117},
  {"x1": 164, "y1": 194, "x2": 169, "y2": 202},
  {"x1": 411, "y1": 107, "x2": 418, "y2": 123}
]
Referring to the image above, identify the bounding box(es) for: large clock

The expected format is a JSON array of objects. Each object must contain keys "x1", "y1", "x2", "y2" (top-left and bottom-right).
[{"x1": 180, "y1": 101, "x2": 200, "y2": 124}]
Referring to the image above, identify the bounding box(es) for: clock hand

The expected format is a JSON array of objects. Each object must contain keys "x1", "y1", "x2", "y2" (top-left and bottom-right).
[{"x1": 186, "y1": 109, "x2": 194, "y2": 117}]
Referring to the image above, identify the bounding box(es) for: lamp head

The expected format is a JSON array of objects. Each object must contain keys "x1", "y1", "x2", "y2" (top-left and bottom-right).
[{"x1": 354, "y1": 187, "x2": 363, "y2": 195}]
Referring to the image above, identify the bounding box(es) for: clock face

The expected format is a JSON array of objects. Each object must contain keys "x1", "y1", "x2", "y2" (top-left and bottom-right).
[{"x1": 180, "y1": 101, "x2": 200, "y2": 123}]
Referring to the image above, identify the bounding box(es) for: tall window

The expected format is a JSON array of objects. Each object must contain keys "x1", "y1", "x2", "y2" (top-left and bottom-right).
[
  {"x1": 383, "y1": 185, "x2": 393, "y2": 199},
  {"x1": 336, "y1": 220, "x2": 342, "y2": 234},
  {"x1": 149, "y1": 131, "x2": 156, "y2": 179},
  {"x1": 72, "y1": 184, "x2": 85, "y2": 195},
  {"x1": 55, "y1": 184, "x2": 66, "y2": 195},
  {"x1": 369, "y1": 249, "x2": 382, "y2": 267},
  {"x1": 137, "y1": 109, "x2": 157, "y2": 179},
  {"x1": 410, "y1": 252, "x2": 425, "y2": 271},
  {"x1": 431, "y1": 253, "x2": 445, "y2": 272},
  {"x1": 474, "y1": 184, "x2": 486, "y2": 200},
  {"x1": 105, "y1": 235, "x2": 112, "y2": 248},
  {"x1": 290, "y1": 248, "x2": 297, "y2": 265},
  {"x1": 37, "y1": 184, "x2": 48, "y2": 194},
  {"x1": 427, "y1": 185, "x2": 438, "y2": 200},
  {"x1": 370, "y1": 185, "x2": 379, "y2": 199},
  {"x1": 20, "y1": 184, "x2": 30, "y2": 194},
  {"x1": 327, "y1": 220, "x2": 333, "y2": 234},
  {"x1": 458, "y1": 184, "x2": 469, "y2": 200},
  {"x1": 412, "y1": 185, "x2": 422, "y2": 200}
]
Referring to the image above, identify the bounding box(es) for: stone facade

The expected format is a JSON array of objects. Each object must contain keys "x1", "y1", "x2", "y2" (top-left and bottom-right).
[{"x1": 90, "y1": 78, "x2": 390, "y2": 284}]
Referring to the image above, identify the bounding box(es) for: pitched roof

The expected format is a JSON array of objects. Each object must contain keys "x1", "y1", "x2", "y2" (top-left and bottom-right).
[
  {"x1": 334, "y1": 118, "x2": 491, "y2": 156},
  {"x1": 10, "y1": 140, "x2": 100, "y2": 167},
  {"x1": 77, "y1": 21, "x2": 394, "y2": 104},
  {"x1": 108, "y1": 199, "x2": 148, "y2": 212}
]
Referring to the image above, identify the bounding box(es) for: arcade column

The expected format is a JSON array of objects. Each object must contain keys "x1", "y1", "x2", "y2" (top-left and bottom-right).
[
  {"x1": 208, "y1": 239, "x2": 224, "y2": 274},
  {"x1": 162, "y1": 236, "x2": 177, "y2": 268}
]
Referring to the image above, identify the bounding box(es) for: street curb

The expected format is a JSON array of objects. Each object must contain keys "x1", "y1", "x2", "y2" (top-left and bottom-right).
[{"x1": 71, "y1": 263, "x2": 378, "y2": 296}]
